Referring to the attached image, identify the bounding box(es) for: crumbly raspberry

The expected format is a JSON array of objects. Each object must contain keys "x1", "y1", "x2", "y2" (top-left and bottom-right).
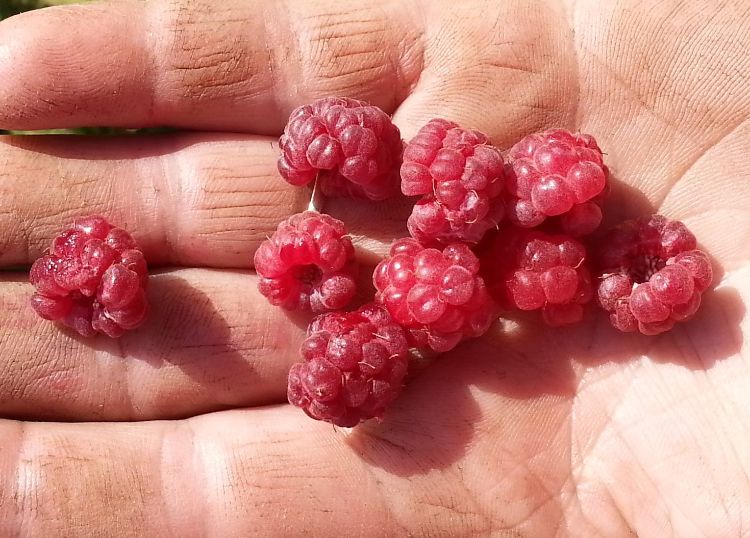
[
  {"x1": 254, "y1": 211, "x2": 357, "y2": 313},
  {"x1": 504, "y1": 128, "x2": 608, "y2": 237},
  {"x1": 373, "y1": 238, "x2": 496, "y2": 352},
  {"x1": 480, "y1": 227, "x2": 593, "y2": 326},
  {"x1": 29, "y1": 216, "x2": 149, "y2": 338},
  {"x1": 287, "y1": 304, "x2": 409, "y2": 427},
  {"x1": 595, "y1": 215, "x2": 712, "y2": 334},
  {"x1": 277, "y1": 97, "x2": 403, "y2": 201},
  {"x1": 401, "y1": 119, "x2": 505, "y2": 246}
]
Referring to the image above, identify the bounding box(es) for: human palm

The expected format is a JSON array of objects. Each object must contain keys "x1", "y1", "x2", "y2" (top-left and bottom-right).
[{"x1": 1, "y1": 1, "x2": 748, "y2": 535}]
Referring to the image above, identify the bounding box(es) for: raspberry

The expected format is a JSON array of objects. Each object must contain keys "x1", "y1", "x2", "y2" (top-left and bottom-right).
[
  {"x1": 277, "y1": 97, "x2": 403, "y2": 201},
  {"x1": 595, "y1": 215, "x2": 712, "y2": 334},
  {"x1": 401, "y1": 119, "x2": 505, "y2": 246},
  {"x1": 373, "y1": 238, "x2": 496, "y2": 352},
  {"x1": 29, "y1": 216, "x2": 149, "y2": 338},
  {"x1": 504, "y1": 128, "x2": 608, "y2": 237},
  {"x1": 254, "y1": 211, "x2": 357, "y2": 313},
  {"x1": 287, "y1": 304, "x2": 409, "y2": 427},
  {"x1": 480, "y1": 227, "x2": 593, "y2": 326}
]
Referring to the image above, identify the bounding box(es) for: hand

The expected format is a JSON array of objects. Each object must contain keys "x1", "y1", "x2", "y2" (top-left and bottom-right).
[{"x1": 1, "y1": 1, "x2": 748, "y2": 535}]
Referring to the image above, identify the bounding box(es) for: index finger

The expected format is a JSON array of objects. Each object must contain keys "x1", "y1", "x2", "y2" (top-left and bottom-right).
[{"x1": 0, "y1": 0, "x2": 423, "y2": 133}]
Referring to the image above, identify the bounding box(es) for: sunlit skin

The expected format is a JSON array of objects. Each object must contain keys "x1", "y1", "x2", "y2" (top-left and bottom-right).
[{"x1": 0, "y1": 1, "x2": 749, "y2": 535}]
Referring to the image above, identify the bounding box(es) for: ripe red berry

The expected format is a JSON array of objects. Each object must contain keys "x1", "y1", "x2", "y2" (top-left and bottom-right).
[
  {"x1": 401, "y1": 119, "x2": 505, "y2": 246},
  {"x1": 29, "y1": 216, "x2": 149, "y2": 338},
  {"x1": 595, "y1": 215, "x2": 712, "y2": 334},
  {"x1": 480, "y1": 227, "x2": 593, "y2": 326},
  {"x1": 373, "y1": 238, "x2": 496, "y2": 352},
  {"x1": 277, "y1": 97, "x2": 403, "y2": 201},
  {"x1": 254, "y1": 211, "x2": 358, "y2": 313},
  {"x1": 287, "y1": 304, "x2": 409, "y2": 427},
  {"x1": 504, "y1": 128, "x2": 608, "y2": 237}
]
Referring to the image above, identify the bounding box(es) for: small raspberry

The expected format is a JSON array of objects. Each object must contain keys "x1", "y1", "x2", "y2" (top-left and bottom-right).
[
  {"x1": 373, "y1": 238, "x2": 496, "y2": 352},
  {"x1": 401, "y1": 119, "x2": 505, "y2": 246},
  {"x1": 287, "y1": 304, "x2": 409, "y2": 427},
  {"x1": 277, "y1": 97, "x2": 403, "y2": 201},
  {"x1": 29, "y1": 216, "x2": 149, "y2": 338},
  {"x1": 254, "y1": 211, "x2": 357, "y2": 313},
  {"x1": 595, "y1": 215, "x2": 712, "y2": 335},
  {"x1": 504, "y1": 128, "x2": 608, "y2": 237},
  {"x1": 480, "y1": 227, "x2": 593, "y2": 326}
]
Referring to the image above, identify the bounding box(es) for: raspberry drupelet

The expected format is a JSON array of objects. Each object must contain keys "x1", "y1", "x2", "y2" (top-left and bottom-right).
[
  {"x1": 29, "y1": 216, "x2": 149, "y2": 338},
  {"x1": 277, "y1": 97, "x2": 403, "y2": 201},
  {"x1": 255, "y1": 211, "x2": 358, "y2": 313},
  {"x1": 595, "y1": 215, "x2": 713, "y2": 335},
  {"x1": 401, "y1": 119, "x2": 506, "y2": 246},
  {"x1": 287, "y1": 304, "x2": 409, "y2": 427},
  {"x1": 480, "y1": 227, "x2": 593, "y2": 326},
  {"x1": 504, "y1": 128, "x2": 608, "y2": 237},
  {"x1": 373, "y1": 238, "x2": 496, "y2": 352}
]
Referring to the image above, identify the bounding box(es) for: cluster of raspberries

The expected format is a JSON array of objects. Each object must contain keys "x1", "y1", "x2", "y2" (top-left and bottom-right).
[{"x1": 29, "y1": 97, "x2": 713, "y2": 429}]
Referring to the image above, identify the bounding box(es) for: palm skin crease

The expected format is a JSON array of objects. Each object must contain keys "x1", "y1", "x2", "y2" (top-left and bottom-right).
[{"x1": 0, "y1": 0, "x2": 748, "y2": 536}]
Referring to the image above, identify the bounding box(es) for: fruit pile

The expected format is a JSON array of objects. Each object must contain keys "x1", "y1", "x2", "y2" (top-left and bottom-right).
[
  {"x1": 28, "y1": 97, "x2": 713, "y2": 429},
  {"x1": 265, "y1": 97, "x2": 712, "y2": 426}
]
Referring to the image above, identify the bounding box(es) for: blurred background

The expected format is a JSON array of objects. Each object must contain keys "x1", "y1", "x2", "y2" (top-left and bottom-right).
[
  {"x1": 0, "y1": 0, "x2": 171, "y2": 136},
  {"x1": 1, "y1": 0, "x2": 85, "y2": 21}
]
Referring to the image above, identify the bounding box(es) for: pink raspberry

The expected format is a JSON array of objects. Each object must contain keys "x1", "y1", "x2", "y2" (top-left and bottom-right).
[
  {"x1": 287, "y1": 304, "x2": 409, "y2": 427},
  {"x1": 254, "y1": 211, "x2": 357, "y2": 313},
  {"x1": 480, "y1": 227, "x2": 593, "y2": 326},
  {"x1": 401, "y1": 119, "x2": 505, "y2": 246},
  {"x1": 595, "y1": 215, "x2": 712, "y2": 335},
  {"x1": 373, "y1": 238, "x2": 496, "y2": 352},
  {"x1": 277, "y1": 97, "x2": 403, "y2": 201},
  {"x1": 29, "y1": 216, "x2": 149, "y2": 338},
  {"x1": 504, "y1": 128, "x2": 608, "y2": 237}
]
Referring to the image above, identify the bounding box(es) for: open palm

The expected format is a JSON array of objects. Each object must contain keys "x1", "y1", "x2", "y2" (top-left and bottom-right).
[{"x1": 1, "y1": 1, "x2": 749, "y2": 535}]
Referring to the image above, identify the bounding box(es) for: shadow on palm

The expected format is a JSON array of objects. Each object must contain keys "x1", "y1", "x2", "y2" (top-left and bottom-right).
[{"x1": 348, "y1": 269, "x2": 745, "y2": 478}]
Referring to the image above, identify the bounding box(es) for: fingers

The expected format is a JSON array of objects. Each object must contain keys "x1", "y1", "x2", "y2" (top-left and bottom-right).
[
  {"x1": 0, "y1": 132, "x2": 307, "y2": 268},
  {"x1": 0, "y1": 269, "x2": 307, "y2": 421},
  {"x1": 0, "y1": 409, "x2": 403, "y2": 536},
  {"x1": 0, "y1": 0, "x2": 423, "y2": 133},
  {"x1": 0, "y1": 333, "x2": 585, "y2": 538}
]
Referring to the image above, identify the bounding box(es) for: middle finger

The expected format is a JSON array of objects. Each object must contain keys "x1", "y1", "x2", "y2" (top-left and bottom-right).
[{"x1": 0, "y1": 132, "x2": 305, "y2": 269}]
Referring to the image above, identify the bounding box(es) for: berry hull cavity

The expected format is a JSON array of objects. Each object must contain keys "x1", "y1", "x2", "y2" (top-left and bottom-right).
[
  {"x1": 255, "y1": 211, "x2": 358, "y2": 313},
  {"x1": 594, "y1": 215, "x2": 712, "y2": 334}
]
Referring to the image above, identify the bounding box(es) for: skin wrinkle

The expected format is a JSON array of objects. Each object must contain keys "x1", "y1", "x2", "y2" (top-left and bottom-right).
[
  {"x1": 0, "y1": 422, "x2": 23, "y2": 537},
  {"x1": 163, "y1": 144, "x2": 190, "y2": 267},
  {"x1": 569, "y1": 366, "x2": 638, "y2": 527},
  {"x1": 584, "y1": 50, "x2": 679, "y2": 131},
  {"x1": 260, "y1": 3, "x2": 281, "y2": 124},
  {"x1": 593, "y1": 383, "x2": 717, "y2": 533},
  {"x1": 160, "y1": 422, "x2": 206, "y2": 537},
  {"x1": 142, "y1": 1, "x2": 161, "y2": 123},
  {"x1": 707, "y1": 380, "x2": 750, "y2": 512},
  {"x1": 564, "y1": 0, "x2": 583, "y2": 130},
  {"x1": 333, "y1": 433, "x2": 406, "y2": 535},
  {"x1": 654, "y1": 117, "x2": 750, "y2": 211}
]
